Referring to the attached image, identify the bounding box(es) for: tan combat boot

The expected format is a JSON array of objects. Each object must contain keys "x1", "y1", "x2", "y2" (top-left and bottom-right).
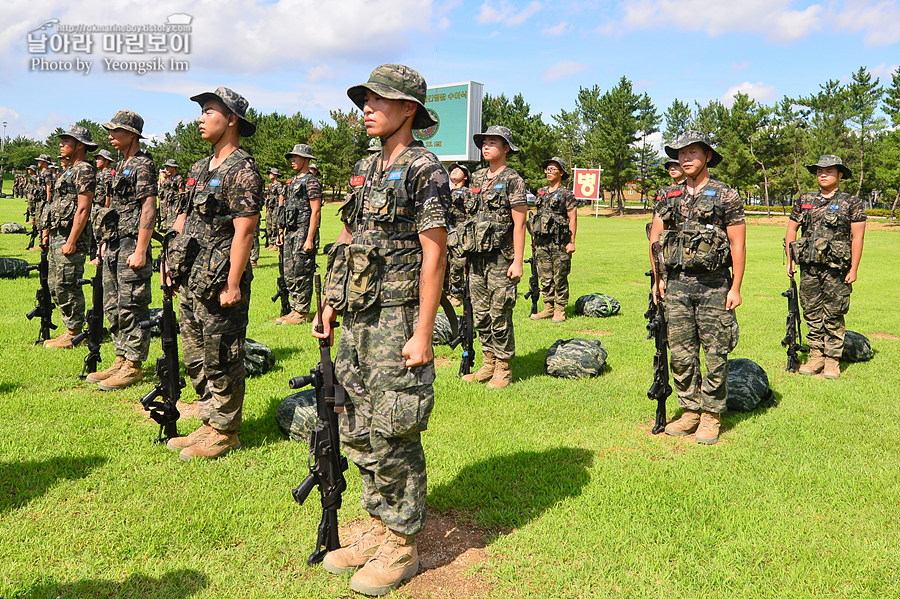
[
  {"x1": 462, "y1": 351, "x2": 494, "y2": 383},
  {"x1": 85, "y1": 355, "x2": 126, "y2": 384},
  {"x1": 487, "y1": 358, "x2": 512, "y2": 390},
  {"x1": 277, "y1": 310, "x2": 310, "y2": 325},
  {"x1": 44, "y1": 328, "x2": 81, "y2": 349},
  {"x1": 695, "y1": 411, "x2": 722, "y2": 445},
  {"x1": 322, "y1": 516, "x2": 387, "y2": 575},
  {"x1": 179, "y1": 428, "x2": 240, "y2": 461},
  {"x1": 823, "y1": 357, "x2": 841, "y2": 380},
  {"x1": 664, "y1": 410, "x2": 700, "y2": 437},
  {"x1": 799, "y1": 349, "x2": 825, "y2": 375},
  {"x1": 530, "y1": 302, "x2": 554, "y2": 320},
  {"x1": 349, "y1": 528, "x2": 419, "y2": 596},
  {"x1": 97, "y1": 360, "x2": 143, "y2": 391},
  {"x1": 552, "y1": 304, "x2": 566, "y2": 322},
  {"x1": 166, "y1": 423, "x2": 213, "y2": 453}
]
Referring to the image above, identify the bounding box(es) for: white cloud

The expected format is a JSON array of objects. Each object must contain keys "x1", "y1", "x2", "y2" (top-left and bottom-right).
[
  {"x1": 308, "y1": 65, "x2": 335, "y2": 83},
  {"x1": 731, "y1": 60, "x2": 751, "y2": 72},
  {"x1": 543, "y1": 22, "x2": 569, "y2": 36},
  {"x1": 721, "y1": 81, "x2": 777, "y2": 107},
  {"x1": 834, "y1": 0, "x2": 900, "y2": 45},
  {"x1": 477, "y1": 1, "x2": 542, "y2": 26},
  {"x1": 868, "y1": 63, "x2": 899, "y2": 79},
  {"x1": 542, "y1": 61, "x2": 588, "y2": 82}
]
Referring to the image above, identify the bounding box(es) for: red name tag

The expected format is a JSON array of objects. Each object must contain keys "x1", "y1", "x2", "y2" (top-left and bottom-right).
[
  {"x1": 538, "y1": 190, "x2": 546, "y2": 195},
  {"x1": 110, "y1": 169, "x2": 116, "y2": 177},
  {"x1": 801, "y1": 203, "x2": 813, "y2": 209},
  {"x1": 667, "y1": 190, "x2": 682, "y2": 198},
  {"x1": 471, "y1": 187, "x2": 482, "y2": 194},
  {"x1": 286, "y1": 178, "x2": 293, "y2": 184},
  {"x1": 350, "y1": 175, "x2": 365, "y2": 187},
  {"x1": 186, "y1": 177, "x2": 196, "y2": 186}
]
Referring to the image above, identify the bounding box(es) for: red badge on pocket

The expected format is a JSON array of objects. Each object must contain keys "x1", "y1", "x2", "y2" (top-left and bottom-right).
[
  {"x1": 286, "y1": 178, "x2": 293, "y2": 184},
  {"x1": 667, "y1": 190, "x2": 682, "y2": 198},
  {"x1": 111, "y1": 169, "x2": 116, "y2": 177},
  {"x1": 187, "y1": 177, "x2": 196, "y2": 187},
  {"x1": 471, "y1": 187, "x2": 482, "y2": 194},
  {"x1": 801, "y1": 203, "x2": 813, "y2": 209},
  {"x1": 350, "y1": 175, "x2": 365, "y2": 187},
  {"x1": 538, "y1": 190, "x2": 546, "y2": 195}
]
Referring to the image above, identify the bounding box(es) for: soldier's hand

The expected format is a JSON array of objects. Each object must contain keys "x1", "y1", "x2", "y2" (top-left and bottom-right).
[
  {"x1": 219, "y1": 282, "x2": 241, "y2": 307},
  {"x1": 507, "y1": 262, "x2": 523, "y2": 281},
  {"x1": 656, "y1": 278, "x2": 666, "y2": 302},
  {"x1": 726, "y1": 288, "x2": 742, "y2": 310},
  {"x1": 126, "y1": 251, "x2": 146, "y2": 270},
  {"x1": 402, "y1": 333, "x2": 433, "y2": 367},
  {"x1": 276, "y1": 232, "x2": 284, "y2": 248},
  {"x1": 787, "y1": 260, "x2": 795, "y2": 278},
  {"x1": 312, "y1": 304, "x2": 336, "y2": 344},
  {"x1": 61, "y1": 240, "x2": 76, "y2": 256},
  {"x1": 565, "y1": 242, "x2": 576, "y2": 254},
  {"x1": 845, "y1": 268, "x2": 857, "y2": 284},
  {"x1": 302, "y1": 240, "x2": 314, "y2": 253}
]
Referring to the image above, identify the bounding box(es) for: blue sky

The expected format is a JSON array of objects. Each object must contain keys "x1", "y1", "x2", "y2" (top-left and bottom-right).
[{"x1": 2, "y1": 0, "x2": 898, "y2": 144}]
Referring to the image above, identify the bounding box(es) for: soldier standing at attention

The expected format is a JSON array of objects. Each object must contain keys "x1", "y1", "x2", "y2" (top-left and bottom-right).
[
  {"x1": 160, "y1": 159, "x2": 185, "y2": 230},
  {"x1": 25, "y1": 165, "x2": 37, "y2": 225},
  {"x1": 164, "y1": 87, "x2": 261, "y2": 460},
  {"x1": 786, "y1": 155, "x2": 865, "y2": 379},
  {"x1": 33, "y1": 154, "x2": 54, "y2": 249},
  {"x1": 264, "y1": 167, "x2": 281, "y2": 251},
  {"x1": 276, "y1": 143, "x2": 322, "y2": 325},
  {"x1": 459, "y1": 125, "x2": 527, "y2": 389},
  {"x1": 529, "y1": 156, "x2": 577, "y2": 322},
  {"x1": 314, "y1": 64, "x2": 449, "y2": 596},
  {"x1": 445, "y1": 162, "x2": 470, "y2": 306},
  {"x1": 43, "y1": 126, "x2": 97, "y2": 349},
  {"x1": 87, "y1": 111, "x2": 157, "y2": 391},
  {"x1": 648, "y1": 131, "x2": 746, "y2": 445}
]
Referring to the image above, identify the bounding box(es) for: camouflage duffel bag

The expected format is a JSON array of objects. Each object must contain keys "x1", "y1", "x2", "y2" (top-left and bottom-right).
[
  {"x1": 245, "y1": 338, "x2": 276, "y2": 376},
  {"x1": 545, "y1": 338, "x2": 608, "y2": 379},
  {"x1": 574, "y1": 293, "x2": 621, "y2": 318},
  {"x1": 0, "y1": 257, "x2": 35, "y2": 279},
  {"x1": 276, "y1": 388, "x2": 318, "y2": 442},
  {"x1": 2, "y1": 222, "x2": 26, "y2": 234},
  {"x1": 726, "y1": 358, "x2": 777, "y2": 412},
  {"x1": 432, "y1": 312, "x2": 454, "y2": 346},
  {"x1": 842, "y1": 331, "x2": 873, "y2": 362}
]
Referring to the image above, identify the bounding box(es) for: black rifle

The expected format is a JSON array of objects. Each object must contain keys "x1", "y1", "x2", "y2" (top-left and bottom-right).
[
  {"x1": 523, "y1": 255, "x2": 540, "y2": 315},
  {"x1": 645, "y1": 241, "x2": 672, "y2": 434},
  {"x1": 449, "y1": 266, "x2": 475, "y2": 377},
  {"x1": 271, "y1": 244, "x2": 291, "y2": 317},
  {"x1": 781, "y1": 277, "x2": 807, "y2": 372},
  {"x1": 72, "y1": 258, "x2": 105, "y2": 377},
  {"x1": 25, "y1": 222, "x2": 39, "y2": 250},
  {"x1": 290, "y1": 273, "x2": 348, "y2": 566},
  {"x1": 138, "y1": 231, "x2": 185, "y2": 444},
  {"x1": 25, "y1": 246, "x2": 57, "y2": 344}
]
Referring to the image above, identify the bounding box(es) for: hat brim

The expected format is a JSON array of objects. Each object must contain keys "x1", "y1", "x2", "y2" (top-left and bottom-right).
[
  {"x1": 806, "y1": 163, "x2": 852, "y2": 180},
  {"x1": 664, "y1": 142, "x2": 722, "y2": 168},
  {"x1": 473, "y1": 133, "x2": 519, "y2": 154},
  {"x1": 57, "y1": 133, "x2": 99, "y2": 152},
  {"x1": 540, "y1": 159, "x2": 568, "y2": 178},
  {"x1": 285, "y1": 151, "x2": 316, "y2": 160},
  {"x1": 190, "y1": 91, "x2": 256, "y2": 137},
  {"x1": 102, "y1": 121, "x2": 145, "y2": 139},
  {"x1": 347, "y1": 82, "x2": 437, "y2": 130}
]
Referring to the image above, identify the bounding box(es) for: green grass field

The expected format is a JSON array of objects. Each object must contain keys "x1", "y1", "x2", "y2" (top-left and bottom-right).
[{"x1": 1, "y1": 185, "x2": 899, "y2": 598}]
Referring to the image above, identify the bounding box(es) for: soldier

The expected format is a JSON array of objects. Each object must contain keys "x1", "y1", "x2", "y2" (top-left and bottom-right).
[
  {"x1": 445, "y1": 162, "x2": 469, "y2": 306},
  {"x1": 88, "y1": 149, "x2": 115, "y2": 264},
  {"x1": 85, "y1": 110, "x2": 157, "y2": 391},
  {"x1": 648, "y1": 131, "x2": 746, "y2": 445},
  {"x1": 164, "y1": 86, "x2": 261, "y2": 461},
  {"x1": 786, "y1": 155, "x2": 866, "y2": 379},
  {"x1": 43, "y1": 126, "x2": 98, "y2": 349},
  {"x1": 529, "y1": 156, "x2": 577, "y2": 323},
  {"x1": 264, "y1": 167, "x2": 281, "y2": 251},
  {"x1": 276, "y1": 143, "x2": 322, "y2": 325},
  {"x1": 25, "y1": 165, "x2": 37, "y2": 224},
  {"x1": 160, "y1": 159, "x2": 185, "y2": 230},
  {"x1": 313, "y1": 64, "x2": 449, "y2": 596},
  {"x1": 458, "y1": 125, "x2": 528, "y2": 389},
  {"x1": 32, "y1": 154, "x2": 54, "y2": 250},
  {"x1": 309, "y1": 162, "x2": 320, "y2": 177}
]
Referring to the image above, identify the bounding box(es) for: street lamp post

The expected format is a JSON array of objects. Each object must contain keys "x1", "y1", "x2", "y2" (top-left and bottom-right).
[{"x1": 0, "y1": 121, "x2": 6, "y2": 190}]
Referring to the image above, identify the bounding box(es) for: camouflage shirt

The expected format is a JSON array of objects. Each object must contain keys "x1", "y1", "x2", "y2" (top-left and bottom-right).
[
  {"x1": 266, "y1": 181, "x2": 282, "y2": 207},
  {"x1": 655, "y1": 176, "x2": 745, "y2": 229},
  {"x1": 50, "y1": 160, "x2": 96, "y2": 244},
  {"x1": 37, "y1": 170, "x2": 54, "y2": 203},
  {"x1": 110, "y1": 150, "x2": 157, "y2": 237},
  {"x1": 94, "y1": 167, "x2": 112, "y2": 207},
  {"x1": 184, "y1": 148, "x2": 262, "y2": 230},
  {"x1": 469, "y1": 166, "x2": 527, "y2": 210},
  {"x1": 790, "y1": 190, "x2": 866, "y2": 230}
]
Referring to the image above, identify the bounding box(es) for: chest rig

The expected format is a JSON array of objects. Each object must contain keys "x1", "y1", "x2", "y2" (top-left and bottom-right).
[
  {"x1": 790, "y1": 191, "x2": 853, "y2": 270},
  {"x1": 530, "y1": 186, "x2": 570, "y2": 243},
  {"x1": 50, "y1": 165, "x2": 80, "y2": 231},
  {"x1": 280, "y1": 175, "x2": 311, "y2": 232},
  {"x1": 108, "y1": 154, "x2": 149, "y2": 239},
  {"x1": 657, "y1": 183, "x2": 731, "y2": 272},
  {"x1": 458, "y1": 171, "x2": 513, "y2": 255}
]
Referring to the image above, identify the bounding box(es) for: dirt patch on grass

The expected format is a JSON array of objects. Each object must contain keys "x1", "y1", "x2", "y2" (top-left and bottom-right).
[
  {"x1": 434, "y1": 356, "x2": 453, "y2": 368},
  {"x1": 870, "y1": 332, "x2": 900, "y2": 340},
  {"x1": 576, "y1": 329, "x2": 612, "y2": 336}
]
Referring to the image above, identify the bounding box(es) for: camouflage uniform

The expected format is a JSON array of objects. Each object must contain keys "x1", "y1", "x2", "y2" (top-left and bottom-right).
[
  {"x1": 789, "y1": 189, "x2": 865, "y2": 359},
  {"x1": 281, "y1": 170, "x2": 321, "y2": 313},
  {"x1": 265, "y1": 178, "x2": 281, "y2": 247},
  {"x1": 462, "y1": 165, "x2": 527, "y2": 360},
  {"x1": 177, "y1": 148, "x2": 262, "y2": 431},
  {"x1": 36, "y1": 166, "x2": 54, "y2": 232},
  {"x1": 327, "y1": 140, "x2": 449, "y2": 535},
  {"x1": 159, "y1": 171, "x2": 184, "y2": 230},
  {"x1": 656, "y1": 177, "x2": 744, "y2": 414},
  {"x1": 25, "y1": 170, "x2": 37, "y2": 221},
  {"x1": 48, "y1": 159, "x2": 96, "y2": 330},
  {"x1": 530, "y1": 184, "x2": 576, "y2": 306},
  {"x1": 446, "y1": 185, "x2": 468, "y2": 297}
]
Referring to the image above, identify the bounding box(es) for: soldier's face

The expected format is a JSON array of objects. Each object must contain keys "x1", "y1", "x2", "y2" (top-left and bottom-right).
[
  {"x1": 108, "y1": 128, "x2": 136, "y2": 150},
  {"x1": 450, "y1": 167, "x2": 466, "y2": 185},
  {"x1": 817, "y1": 166, "x2": 841, "y2": 190},
  {"x1": 290, "y1": 156, "x2": 306, "y2": 171},
  {"x1": 166, "y1": 166, "x2": 177, "y2": 175},
  {"x1": 362, "y1": 91, "x2": 416, "y2": 138},
  {"x1": 198, "y1": 99, "x2": 235, "y2": 142},
  {"x1": 678, "y1": 144, "x2": 710, "y2": 177},
  {"x1": 545, "y1": 162, "x2": 562, "y2": 183},
  {"x1": 96, "y1": 158, "x2": 109, "y2": 170},
  {"x1": 59, "y1": 137, "x2": 77, "y2": 158},
  {"x1": 269, "y1": 173, "x2": 277, "y2": 181},
  {"x1": 481, "y1": 136, "x2": 509, "y2": 162},
  {"x1": 667, "y1": 163, "x2": 685, "y2": 181}
]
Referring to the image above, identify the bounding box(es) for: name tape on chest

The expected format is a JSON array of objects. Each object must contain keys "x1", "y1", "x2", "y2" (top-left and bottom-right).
[
  {"x1": 666, "y1": 190, "x2": 682, "y2": 198},
  {"x1": 493, "y1": 183, "x2": 504, "y2": 190},
  {"x1": 209, "y1": 179, "x2": 220, "y2": 187},
  {"x1": 350, "y1": 175, "x2": 365, "y2": 187},
  {"x1": 187, "y1": 177, "x2": 196, "y2": 187},
  {"x1": 387, "y1": 170, "x2": 402, "y2": 181},
  {"x1": 471, "y1": 187, "x2": 482, "y2": 194},
  {"x1": 703, "y1": 189, "x2": 717, "y2": 197},
  {"x1": 122, "y1": 169, "x2": 131, "y2": 176},
  {"x1": 801, "y1": 203, "x2": 813, "y2": 209},
  {"x1": 538, "y1": 190, "x2": 546, "y2": 196}
]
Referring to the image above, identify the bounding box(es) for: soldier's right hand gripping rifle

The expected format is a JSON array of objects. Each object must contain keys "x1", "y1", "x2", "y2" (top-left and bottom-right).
[
  {"x1": 25, "y1": 245, "x2": 57, "y2": 344},
  {"x1": 646, "y1": 241, "x2": 672, "y2": 434},
  {"x1": 72, "y1": 257, "x2": 105, "y2": 377},
  {"x1": 781, "y1": 276, "x2": 807, "y2": 372},
  {"x1": 138, "y1": 231, "x2": 185, "y2": 444},
  {"x1": 449, "y1": 264, "x2": 475, "y2": 377},
  {"x1": 271, "y1": 240, "x2": 290, "y2": 317},
  {"x1": 290, "y1": 273, "x2": 348, "y2": 566}
]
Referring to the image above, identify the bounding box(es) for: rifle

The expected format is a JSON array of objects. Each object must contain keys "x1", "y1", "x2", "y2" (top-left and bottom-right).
[
  {"x1": 138, "y1": 231, "x2": 185, "y2": 444},
  {"x1": 271, "y1": 244, "x2": 290, "y2": 317},
  {"x1": 25, "y1": 222, "x2": 39, "y2": 250},
  {"x1": 781, "y1": 277, "x2": 807, "y2": 372},
  {"x1": 523, "y1": 255, "x2": 539, "y2": 315},
  {"x1": 289, "y1": 273, "x2": 348, "y2": 566},
  {"x1": 449, "y1": 265, "x2": 475, "y2": 377},
  {"x1": 25, "y1": 246, "x2": 57, "y2": 344},
  {"x1": 645, "y1": 241, "x2": 672, "y2": 434},
  {"x1": 72, "y1": 258, "x2": 105, "y2": 377}
]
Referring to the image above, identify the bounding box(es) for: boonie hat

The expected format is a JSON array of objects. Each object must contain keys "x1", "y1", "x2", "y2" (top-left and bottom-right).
[
  {"x1": 163, "y1": 159, "x2": 179, "y2": 169},
  {"x1": 285, "y1": 143, "x2": 315, "y2": 160},
  {"x1": 57, "y1": 125, "x2": 98, "y2": 151},
  {"x1": 268, "y1": 167, "x2": 280, "y2": 176},
  {"x1": 189, "y1": 86, "x2": 256, "y2": 137},
  {"x1": 347, "y1": 64, "x2": 437, "y2": 130},
  {"x1": 473, "y1": 125, "x2": 519, "y2": 153},
  {"x1": 664, "y1": 130, "x2": 722, "y2": 168},
  {"x1": 541, "y1": 156, "x2": 569, "y2": 178},
  {"x1": 95, "y1": 149, "x2": 115, "y2": 162},
  {"x1": 806, "y1": 155, "x2": 852, "y2": 180},
  {"x1": 102, "y1": 110, "x2": 146, "y2": 138}
]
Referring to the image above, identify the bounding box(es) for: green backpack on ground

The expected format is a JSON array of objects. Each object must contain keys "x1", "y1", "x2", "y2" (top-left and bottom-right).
[{"x1": 574, "y1": 293, "x2": 621, "y2": 318}]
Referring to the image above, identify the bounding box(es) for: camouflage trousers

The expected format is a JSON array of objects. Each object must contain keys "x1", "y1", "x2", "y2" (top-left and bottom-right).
[
  {"x1": 250, "y1": 216, "x2": 260, "y2": 263},
  {"x1": 335, "y1": 302, "x2": 435, "y2": 536},
  {"x1": 163, "y1": 202, "x2": 180, "y2": 232},
  {"x1": 102, "y1": 236, "x2": 152, "y2": 362},
  {"x1": 179, "y1": 280, "x2": 250, "y2": 432},
  {"x1": 533, "y1": 241, "x2": 572, "y2": 306},
  {"x1": 799, "y1": 265, "x2": 851, "y2": 359},
  {"x1": 48, "y1": 230, "x2": 87, "y2": 331},
  {"x1": 264, "y1": 204, "x2": 278, "y2": 248},
  {"x1": 446, "y1": 240, "x2": 466, "y2": 299},
  {"x1": 27, "y1": 195, "x2": 36, "y2": 221},
  {"x1": 283, "y1": 228, "x2": 317, "y2": 313},
  {"x1": 664, "y1": 271, "x2": 739, "y2": 414},
  {"x1": 469, "y1": 251, "x2": 518, "y2": 360}
]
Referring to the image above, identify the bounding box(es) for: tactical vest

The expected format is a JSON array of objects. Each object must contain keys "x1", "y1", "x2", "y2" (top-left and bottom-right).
[
  {"x1": 791, "y1": 191, "x2": 853, "y2": 270},
  {"x1": 34, "y1": 171, "x2": 50, "y2": 204},
  {"x1": 267, "y1": 182, "x2": 281, "y2": 208},
  {"x1": 449, "y1": 187, "x2": 468, "y2": 228},
  {"x1": 280, "y1": 176, "x2": 312, "y2": 232},
  {"x1": 50, "y1": 166, "x2": 79, "y2": 231},
  {"x1": 109, "y1": 153, "x2": 151, "y2": 239},
  {"x1": 657, "y1": 184, "x2": 731, "y2": 272},
  {"x1": 326, "y1": 148, "x2": 422, "y2": 310},
  {"x1": 458, "y1": 171, "x2": 514, "y2": 255},
  {"x1": 94, "y1": 169, "x2": 111, "y2": 207},
  {"x1": 530, "y1": 186, "x2": 570, "y2": 243}
]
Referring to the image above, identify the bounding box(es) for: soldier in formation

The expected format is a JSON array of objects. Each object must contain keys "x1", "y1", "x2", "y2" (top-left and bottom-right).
[
  {"x1": 25, "y1": 165, "x2": 37, "y2": 224},
  {"x1": 159, "y1": 159, "x2": 185, "y2": 230},
  {"x1": 32, "y1": 154, "x2": 54, "y2": 249},
  {"x1": 445, "y1": 162, "x2": 470, "y2": 306},
  {"x1": 264, "y1": 167, "x2": 281, "y2": 251}
]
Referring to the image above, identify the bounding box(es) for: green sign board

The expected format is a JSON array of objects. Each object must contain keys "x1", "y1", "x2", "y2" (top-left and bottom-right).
[{"x1": 413, "y1": 81, "x2": 483, "y2": 162}]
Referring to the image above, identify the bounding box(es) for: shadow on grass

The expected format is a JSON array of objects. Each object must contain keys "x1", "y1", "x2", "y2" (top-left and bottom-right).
[
  {"x1": 428, "y1": 447, "x2": 593, "y2": 532},
  {"x1": 240, "y1": 393, "x2": 291, "y2": 448},
  {"x1": 16, "y1": 569, "x2": 208, "y2": 599},
  {"x1": 512, "y1": 347, "x2": 548, "y2": 382},
  {"x1": 721, "y1": 389, "x2": 781, "y2": 434},
  {"x1": 0, "y1": 380, "x2": 20, "y2": 394},
  {"x1": 0, "y1": 455, "x2": 106, "y2": 514}
]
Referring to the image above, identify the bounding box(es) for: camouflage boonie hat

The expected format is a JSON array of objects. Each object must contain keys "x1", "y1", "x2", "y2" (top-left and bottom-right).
[
  {"x1": 102, "y1": 110, "x2": 146, "y2": 138},
  {"x1": 308, "y1": 162, "x2": 319, "y2": 173},
  {"x1": 662, "y1": 156, "x2": 681, "y2": 168},
  {"x1": 347, "y1": 64, "x2": 437, "y2": 130},
  {"x1": 49, "y1": 163, "x2": 58, "y2": 169},
  {"x1": 664, "y1": 130, "x2": 722, "y2": 168},
  {"x1": 474, "y1": 125, "x2": 519, "y2": 153},
  {"x1": 189, "y1": 86, "x2": 256, "y2": 137},
  {"x1": 95, "y1": 149, "x2": 115, "y2": 162},
  {"x1": 57, "y1": 125, "x2": 99, "y2": 151},
  {"x1": 36, "y1": 154, "x2": 52, "y2": 164},
  {"x1": 27, "y1": 165, "x2": 36, "y2": 172},
  {"x1": 806, "y1": 155, "x2": 852, "y2": 180},
  {"x1": 447, "y1": 162, "x2": 470, "y2": 183},
  {"x1": 285, "y1": 143, "x2": 315, "y2": 160},
  {"x1": 541, "y1": 156, "x2": 569, "y2": 178},
  {"x1": 163, "y1": 159, "x2": 179, "y2": 169},
  {"x1": 367, "y1": 138, "x2": 382, "y2": 153},
  {"x1": 268, "y1": 167, "x2": 280, "y2": 176}
]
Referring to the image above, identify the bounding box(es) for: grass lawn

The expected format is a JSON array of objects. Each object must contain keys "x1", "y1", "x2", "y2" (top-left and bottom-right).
[{"x1": 1, "y1": 186, "x2": 899, "y2": 598}]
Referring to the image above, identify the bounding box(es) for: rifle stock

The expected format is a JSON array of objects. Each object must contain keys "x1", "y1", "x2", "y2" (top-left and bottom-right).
[
  {"x1": 272, "y1": 245, "x2": 290, "y2": 317},
  {"x1": 72, "y1": 258, "x2": 105, "y2": 377},
  {"x1": 448, "y1": 264, "x2": 475, "y2": 376},
  {"x1": 646, "y1": 241, "x2": 672, "y2": 434},
  {"x1": 781, "y1": 277, "x2": 807, "y2": 372}
]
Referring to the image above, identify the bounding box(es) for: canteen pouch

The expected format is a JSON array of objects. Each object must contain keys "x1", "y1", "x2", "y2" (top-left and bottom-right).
[
  {"x1": 368, "y1": 186, "x2": 398, "y2": 223},
  {"x1": 166, "y1": 231, "x2": 200, "y2": 287},
  {"x1": 53, "y1": 199, "x2": 76, "y2": 231},
  {"x1": 189, "y1": 237, "x2": 231, "y2": 302},
  {"x1": 324, "y1": 242, "x2": 349, "y2": 311},
  {"x1": 92, "y1": 207, "x2": 119, "y2": 244},
  {"x1": 346, "y1": 244, "x2": 382, "y2": 311}
]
